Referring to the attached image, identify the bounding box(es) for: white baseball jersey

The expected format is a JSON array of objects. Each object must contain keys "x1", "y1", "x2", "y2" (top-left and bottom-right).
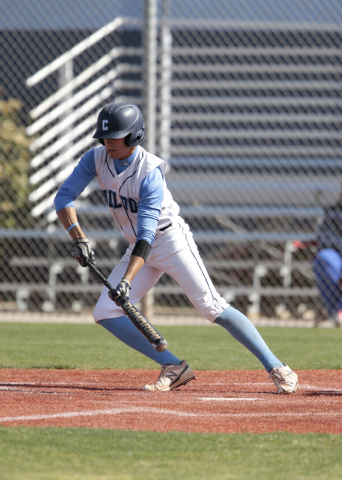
[
  {"x1": 92, "y1": 145, "x2": 230, "y2": 324},
  {"x1": 94, "y1": 145, "x2": 179, "y2": 244}
]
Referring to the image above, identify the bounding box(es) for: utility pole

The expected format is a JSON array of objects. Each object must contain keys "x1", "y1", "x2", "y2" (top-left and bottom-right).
[{"x1": 140, "y1": 0, "x2": 158, "y2": 320}]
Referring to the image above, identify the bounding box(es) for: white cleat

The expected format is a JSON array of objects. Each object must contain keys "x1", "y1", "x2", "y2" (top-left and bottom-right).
[
  {"x1": 268, "y1": 363, "x2": 298, "y2": 394},
  {"x1": 143, "y1": 360, "x2": 195, "y2": 392}
]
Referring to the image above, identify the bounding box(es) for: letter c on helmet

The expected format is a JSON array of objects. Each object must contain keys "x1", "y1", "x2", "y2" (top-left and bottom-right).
[{"x1": 102, "y1": 119, "x2": 109, "y2": 131}]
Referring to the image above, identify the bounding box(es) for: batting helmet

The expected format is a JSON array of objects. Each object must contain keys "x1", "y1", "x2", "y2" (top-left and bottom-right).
[{"x1": 93, "y1": 103, "x2": 145, "y2": 147}]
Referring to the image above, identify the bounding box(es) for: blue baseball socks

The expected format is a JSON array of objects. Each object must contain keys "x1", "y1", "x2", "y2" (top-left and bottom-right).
[
  {"x1": 215, "y1": 306, "x2": 284, "y2": 373},
  {"x1": 99, "y1": 306, "x2": 284, "y2": 373},
  {"x1": 99, "y1": 316, "x2": 183, "y2": 365}
]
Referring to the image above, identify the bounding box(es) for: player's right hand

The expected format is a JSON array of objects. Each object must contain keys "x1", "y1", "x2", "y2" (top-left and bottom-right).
[
  {"x1": 116, "y1": 278, "x2": 131, "y2": 299},
  {"x1": 108, "y1": 278, "x2": 131, "y2": 305},
  {"x1": 71, "y1": 237, "x2": 95, "y2": 267}
]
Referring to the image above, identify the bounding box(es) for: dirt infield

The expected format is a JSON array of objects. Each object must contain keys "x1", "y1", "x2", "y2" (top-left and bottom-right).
[{"x1": 0, "y1": 369, "x2": 341, "y2": 434}]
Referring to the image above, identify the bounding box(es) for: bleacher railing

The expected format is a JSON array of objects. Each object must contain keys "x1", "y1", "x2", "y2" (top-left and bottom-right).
[{"x1": 2, "y1": 0, "x2": 342, "y2": 325}]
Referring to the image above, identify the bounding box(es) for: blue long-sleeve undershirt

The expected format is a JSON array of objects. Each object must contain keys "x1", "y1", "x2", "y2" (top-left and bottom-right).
[{"x1": 54, "y1": 148, "x2": 164, "y2": 245}]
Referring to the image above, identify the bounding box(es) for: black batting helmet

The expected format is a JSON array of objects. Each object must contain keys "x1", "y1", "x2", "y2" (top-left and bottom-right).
[{"x1": 93, "y1": 103, "x2": 145, "y2": 147}]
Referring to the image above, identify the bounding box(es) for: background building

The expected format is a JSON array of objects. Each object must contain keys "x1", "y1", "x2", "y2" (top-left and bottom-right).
[{"x1": 1, "y1": 0, "x2": 342, "y2": 323}]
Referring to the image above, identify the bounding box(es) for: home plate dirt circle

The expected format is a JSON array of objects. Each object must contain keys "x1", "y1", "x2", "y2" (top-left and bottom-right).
[{"x1": 0, "y1": 369, "x2": 341, "y2": 434}]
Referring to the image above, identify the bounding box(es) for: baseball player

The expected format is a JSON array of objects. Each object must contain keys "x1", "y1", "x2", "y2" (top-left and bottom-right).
[{"x1": 54, "y1": 102, "x2": 298, "y2": 394}]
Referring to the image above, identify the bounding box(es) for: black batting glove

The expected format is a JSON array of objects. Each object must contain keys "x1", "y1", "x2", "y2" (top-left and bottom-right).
[
  {"x1": 71, "y1": 237, "x2": 95, "y2": 267},
  {"x1": 108, "y1": 278, "x2": 131, "y2": 304}
]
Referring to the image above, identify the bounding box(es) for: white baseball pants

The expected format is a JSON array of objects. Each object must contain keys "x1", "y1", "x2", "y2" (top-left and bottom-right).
[{"x1": 93, "y1": 217, "x2": 229, "y2": 323}]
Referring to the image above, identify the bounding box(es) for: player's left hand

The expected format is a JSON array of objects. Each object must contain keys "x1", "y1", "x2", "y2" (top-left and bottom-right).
[{"x1": 108, "y1": 278, "x2": 131, "y2": 303}]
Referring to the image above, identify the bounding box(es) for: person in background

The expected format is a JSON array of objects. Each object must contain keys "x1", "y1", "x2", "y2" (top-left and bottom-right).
[{"x1": 313, "y1": 186, "x2": 342, "y2": 327}]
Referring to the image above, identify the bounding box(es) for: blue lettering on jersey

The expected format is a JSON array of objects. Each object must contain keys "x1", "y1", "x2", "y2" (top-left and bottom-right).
[
  {"x1": 101, "y1": 189, "x2": 122, "y2": 209},
  {"x1": 129, "y1": 198, "x2": 138, "y2": 213},
  {"x1": 101, "y1": 190, "x2": 138, "y2": 213},
  {"x1": 121, "y1": 196, "x2": 128, "y2": 210},
  {"x1": 120, "y1": 195, "x2": 138, "y2": 213}
]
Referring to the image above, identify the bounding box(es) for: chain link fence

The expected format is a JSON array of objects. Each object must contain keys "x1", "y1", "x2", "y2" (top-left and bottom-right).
[{"x1": 1, "y1": 0, "x2": 342, "y2": 325}]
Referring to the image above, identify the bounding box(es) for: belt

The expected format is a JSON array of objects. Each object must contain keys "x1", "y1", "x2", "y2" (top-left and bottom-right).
[{"x1": 159, "y1": 223, "x2": 172, "y2": 232}]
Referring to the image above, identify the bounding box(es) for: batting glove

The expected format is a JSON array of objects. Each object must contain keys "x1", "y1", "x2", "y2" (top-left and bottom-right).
[
  {"x1": 108, "y1": 278, "x2": 131, "y2": 304},
  {"x1": 71, "y1": 237, "x2": 95, "y2": 267}
]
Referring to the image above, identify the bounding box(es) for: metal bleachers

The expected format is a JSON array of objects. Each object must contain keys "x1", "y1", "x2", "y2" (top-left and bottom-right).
[
  {"x1": 5, "y1": 239, "x2": 316, "y2": 315},
  {"x1": 3, "y1": 20, "x2": 340, "y2": 318}
]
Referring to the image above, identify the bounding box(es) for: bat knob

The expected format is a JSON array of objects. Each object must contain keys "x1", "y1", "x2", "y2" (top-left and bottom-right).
[
  {"x1": 156, "y1": 339, "x2": 168, "y2": 352},
  {"x1": 108, "y1": 289, "x2": 120, "y2": 306}
]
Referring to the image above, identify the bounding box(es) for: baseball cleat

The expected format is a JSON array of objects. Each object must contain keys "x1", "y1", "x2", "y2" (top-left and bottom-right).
[
  {"x1": 268, "y1": 363, "x2": 298, "y2": 394},
  {"x1": 143, "y1": 360, "x2": 195, "y2": 392}
]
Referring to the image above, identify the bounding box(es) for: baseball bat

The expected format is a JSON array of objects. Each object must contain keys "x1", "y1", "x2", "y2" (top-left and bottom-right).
[{"x1": 87, "y1": 262, "x2": 168, "y2": 352}]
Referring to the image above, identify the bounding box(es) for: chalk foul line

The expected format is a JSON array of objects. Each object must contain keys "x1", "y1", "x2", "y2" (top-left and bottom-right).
[
  {"x1": 1, "y1": 407, "x2": 342, "y2": 423},
  {"x1": 199, "y1": 397, "x2": 261, "y2": 401},
  {"x1": 0, "y1": 408, "x2": 199, "y2": 423}
]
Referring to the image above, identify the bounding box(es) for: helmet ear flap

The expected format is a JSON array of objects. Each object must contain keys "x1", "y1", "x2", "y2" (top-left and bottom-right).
[
  {"x1": 134, "y1": 129, "x2": 145, "y2": 146},
  {"x1": 130, "y1": 129, "x2": 145, "y2": 147},
  {"x1": 124, "y1": 134, "x2": 131, "y2": 147},
  {"x1": 124, "y1": 129, "x2": 145, "y2": 148}
]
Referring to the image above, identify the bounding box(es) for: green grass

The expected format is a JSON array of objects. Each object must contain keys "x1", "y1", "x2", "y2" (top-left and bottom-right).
[
  {"x1": 1, "y1": 427, "x2": 342, "y2": 480},
  {"x1": 0, "y1": 322, "x2": 341, "y2": 370},
  {"x1": 1, "y1": 322, "x2": 342, "y2": 479}
]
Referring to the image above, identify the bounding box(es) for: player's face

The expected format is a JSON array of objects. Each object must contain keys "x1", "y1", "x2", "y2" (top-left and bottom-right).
[{"x1": 103, "y1": 138, "x2": 135, "y2": 160}]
